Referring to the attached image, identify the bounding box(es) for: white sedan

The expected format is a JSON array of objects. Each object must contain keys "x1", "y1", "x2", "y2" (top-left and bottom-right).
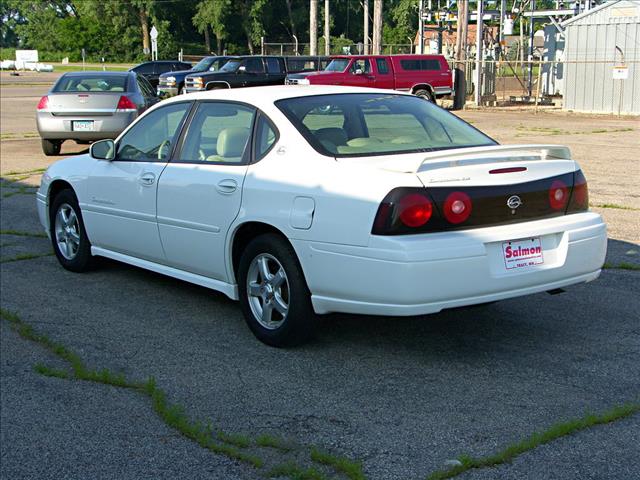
[{"x1": 37, "y1": 85, "x2": 607, "y2": 347}]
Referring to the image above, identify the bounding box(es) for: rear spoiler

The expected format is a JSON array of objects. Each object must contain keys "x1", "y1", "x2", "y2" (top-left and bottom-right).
[{"x1": 418, "y1": 144, "x2": 572, "y2": 172}]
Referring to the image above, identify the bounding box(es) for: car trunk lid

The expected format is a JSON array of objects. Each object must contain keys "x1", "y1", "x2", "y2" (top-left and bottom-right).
[{"x1": 47, "y1": 93, "x2": 122, "y2": 116}]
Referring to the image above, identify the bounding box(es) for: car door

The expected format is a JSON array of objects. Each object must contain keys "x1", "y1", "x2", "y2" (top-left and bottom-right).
[
  {"x1": 83, "y1": 101, "x2": 192, "y2": 263},
  {"x1": 265, "y1": 57, "x2": 286, "y2": 85},
  {"x1": 240, "y1": 57, "x2": 266, "y2": 87},
  {"x1": 156, "y1": 101, "x2": 256, "y2": 281},
  {"x1": 347, "y1": 59, "x2": 374, "y2": 88}
]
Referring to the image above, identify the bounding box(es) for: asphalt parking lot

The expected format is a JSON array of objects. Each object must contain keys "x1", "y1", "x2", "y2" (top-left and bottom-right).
[{"x1": 1, "y1": 75, "x2": 639, "y2": 480}]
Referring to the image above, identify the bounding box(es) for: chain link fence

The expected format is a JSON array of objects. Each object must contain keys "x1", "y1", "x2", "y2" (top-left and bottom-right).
[{"x1": 451, "y1": 59, "x2": 639, "y2": 115}]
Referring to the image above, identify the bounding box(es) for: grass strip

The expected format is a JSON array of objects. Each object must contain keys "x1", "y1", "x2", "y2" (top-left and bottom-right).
[
  {"x1": 0, "y1": 229, "x2": 47, "y2": 238},
  {"x1": 256, "y1": 434, "x2": 294, "y2": 452},
  {"x1": 310, "y1": 447, "x2": 366, "y2": 480},
  {"x1": 426, "y1": 403, "x2": 640, "y2": 480},
  {"x1": 0, "y1": 308, "x2": 265, "y2": 470},
  {"x1": 590, "y1": 203, "x2": 639, "y2": 211},
  {"x1": 267, "y1": 461, "x2": 328, "y2": 480},
  {"x1": 217, "y1": 431, "x2": 251, "y2": 448},
  {"x1": 0, "y1": 252, "x2": 53, "y2": 263},
  {"x1": 603, "y1": 262, "x2": 640, "y2": 271},
  {"x1": 2, "y1": 168, "x2": 46, "y2": 177}
]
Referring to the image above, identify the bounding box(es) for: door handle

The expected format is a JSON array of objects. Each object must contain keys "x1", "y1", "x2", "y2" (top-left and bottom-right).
[
  {"x1": 139, "y1": 172, "x2": 155, "y2": 186},
  {"x1": 216, "y1": 179, "x2": 237, "y2": 194}
]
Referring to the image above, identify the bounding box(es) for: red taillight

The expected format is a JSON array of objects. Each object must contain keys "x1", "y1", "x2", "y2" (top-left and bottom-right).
[
  {"x1": 116, "y1": 95, "x2": 137, "y2": 111},
  {"x1": 568, "y1": 170, "x2": 589, "y2": 212},
  {"x1": 549, "y1": 180, "x2": 569, "y2": 210},
  {"x1": 443, "y1": 191, "x2": 472, "y2": 224},
  {"x1": 398, "y1": 193, "x2": 433, "y2": 227},
  {"x1": 37, "y1": 96, "x2": 49, "y2": 110}
]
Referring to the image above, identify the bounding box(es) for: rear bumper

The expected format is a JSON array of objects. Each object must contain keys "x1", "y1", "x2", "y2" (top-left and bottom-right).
[
  {"x1": 36, "y1": 111, "x2": 136, "y2": 141},
  {"x1": 292, "y1": 212, "x2": 607, "y2": 316}
]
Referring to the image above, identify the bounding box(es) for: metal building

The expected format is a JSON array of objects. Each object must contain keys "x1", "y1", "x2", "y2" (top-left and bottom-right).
[{"x1": 562, "y1": 0, "x2": 640, "y2": 115}]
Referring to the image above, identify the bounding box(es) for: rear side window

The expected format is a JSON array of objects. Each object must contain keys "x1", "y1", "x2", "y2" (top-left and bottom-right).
[
  {"x1": 376, "y1": 58, "x2": 390, "y2": 74},
  {"x1": 254, "y1": 114, "x2": 278, "y2": 161},
  {"x1": 400, "y1": 59, "x2": 441, "y2": 71},
  {"x1": 53, "y1": 75, "x2": 128, "y2": 92},
  {"x1": 136, "y1": 75, "x2": 155, "y2": 97},
  {"x1": 266, "y1": 58, "x2": 283, "y2": 74},
  {"x1": 117, "y1": 102, "x2": 191, "y2": 162}
]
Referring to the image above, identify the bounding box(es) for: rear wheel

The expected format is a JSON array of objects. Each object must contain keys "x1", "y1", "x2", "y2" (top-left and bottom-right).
[
  {"x1": 42, "y1": 139, "x2": 62, "y2": 156},
  {"x1": 414, "y1": 89, "x2": 436, "y2": 103},
  {"x1": 50, "y1": 189, "x2": 94, "y2": 272},
  {"x1": 238, "y1": 234, "x2": 316, "y2": 347}
]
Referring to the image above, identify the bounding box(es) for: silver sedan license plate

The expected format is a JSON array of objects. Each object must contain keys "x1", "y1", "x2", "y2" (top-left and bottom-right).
[{"x1": 72, "y1": 120, "x2": 94, "y2": 132}]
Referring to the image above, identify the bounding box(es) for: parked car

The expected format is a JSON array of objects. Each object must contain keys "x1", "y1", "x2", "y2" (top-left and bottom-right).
[
  {"x1": 184, "y1": 55, "x2": 329, "y2": 93},
  {"x1": 286, "y1": 54, "x2": 453, "y2": 101},
  {"x1": 129, "y1": 60, "x2": 192, "y2": 88},
  {"x1": 36, "y1": 71, "x2": 159, "y2": 156},
  {"x1": 37, "y1": 86, "x2": 606, "y2": 347},
  {"x1": 157, "y1": 56, "x2": 235, "y2": 97}
]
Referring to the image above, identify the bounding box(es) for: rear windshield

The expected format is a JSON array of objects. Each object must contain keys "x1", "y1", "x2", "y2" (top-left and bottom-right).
[
  {"x1": 276, "y1": 93, "x2": 495, "y2": 157},
  {"x1": 53, "y1": 75, "x2": 128, "y2": 93}
]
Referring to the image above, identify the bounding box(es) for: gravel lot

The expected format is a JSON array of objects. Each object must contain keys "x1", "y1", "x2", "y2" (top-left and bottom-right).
[{"x1": 1, "y1": 78, "x2": 639, "y2": 480}]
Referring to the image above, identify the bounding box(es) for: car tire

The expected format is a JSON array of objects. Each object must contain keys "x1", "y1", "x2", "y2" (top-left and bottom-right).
[
  {"x1": 414, "y1": 89, "x2": 436, "y2": 103},
  {"x1": 238, "y1": 233, "x2": 317, "y2": 347},
  {"x1": 50, "y1": 189, "x2": 94, "y2": 272},
  {"x1": 42, "y1": 139, "x2": 62, "y2": 156}
]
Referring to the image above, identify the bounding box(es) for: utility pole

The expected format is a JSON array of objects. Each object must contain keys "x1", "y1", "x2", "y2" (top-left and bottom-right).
[
  {"x1": 363, "y1": 0, "x2": 369, "y2": 54},
  {"x1": 454, "y1": 0, "x2": 469, "y2": 109},
  {"x1": 499, "y1": 0, "x2": 506, "y2": 45},
  {"x1": 475, "y1": 0, "x2": 484, "y2": 105},
  {"x1": 418, "y1": 0, "x2": 424, "y2": 54},
  {"x1": 528, "y1": 0, "x2": 535, "y2": 96},
  {"x1": 324, "y1": 0, "x2": 330, "y2": 55},
  {"x1": 372, "y1": 0, "x2": 382, "y2": 54},
  {"x1": 310, "y1": 0, "x2": 318, "y2": 55}
]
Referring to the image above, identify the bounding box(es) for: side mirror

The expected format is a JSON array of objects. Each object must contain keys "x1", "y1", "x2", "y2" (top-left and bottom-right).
[
  {"x1": 238, "y1": 65, "x2": 247, "y2": 73},
  {"x1": 354, "y1": 68, "x2": 363, "y2": 75},
  {"x1": 90, "y1": 139, "x2": 115, "y2": 161}
]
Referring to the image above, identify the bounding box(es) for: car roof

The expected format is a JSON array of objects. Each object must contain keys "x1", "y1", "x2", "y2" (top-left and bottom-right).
[
  {"x1": 163, "y1": 85, "x2": 412, "y2": 108},
  {"x1": 62, "y1": 71, "x2": 131, "y2": 77}
]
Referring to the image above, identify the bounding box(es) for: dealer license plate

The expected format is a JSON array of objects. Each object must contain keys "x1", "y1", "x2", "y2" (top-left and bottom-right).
[
  {"x1": 72, "y1": 120, "x2": 94, "y2": 132},
  {"x1": 502, "y1": 237, "x2": 544, "y2": 270}
]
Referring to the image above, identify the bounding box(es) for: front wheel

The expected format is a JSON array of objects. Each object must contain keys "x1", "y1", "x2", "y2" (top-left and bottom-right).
[
  {"x1": 238, "y1": 234, "x2": 316, "y2": 347},
  {"x1": 42, "y1": 139, "x2": 62, "y2": 156},
  {"x1": 50, "y1": 189, "x2": 94, "y2": 272}
]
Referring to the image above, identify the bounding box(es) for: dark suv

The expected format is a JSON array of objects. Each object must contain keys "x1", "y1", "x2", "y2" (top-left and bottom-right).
[
  {"x1": 129, "y1": 60, "x2": 192, "y2": 89},
  {"x1": 157, "y1": 56, "x2": 235, "y2": 97},
  {"x1": 184, "y1": 55, "x2": 329, "y2": 93}
]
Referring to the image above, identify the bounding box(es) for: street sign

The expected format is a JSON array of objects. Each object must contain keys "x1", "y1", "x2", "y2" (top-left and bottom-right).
[{"x1": 150, "y1": 26, "x2": 158, "y2": 40}]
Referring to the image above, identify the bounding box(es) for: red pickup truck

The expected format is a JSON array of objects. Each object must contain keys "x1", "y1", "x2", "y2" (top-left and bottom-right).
[{"x1": 285, "y1": 54, "x2": 453, "y2": 102}]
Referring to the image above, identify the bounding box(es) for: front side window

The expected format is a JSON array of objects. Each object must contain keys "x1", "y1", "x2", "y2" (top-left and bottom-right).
[
  {"x1": 133, "y1": 63, "x2": 154, "y2": 74},
  {"x1": 350, "y1": 59, "x2": 370, "y2": 74},
  {"x1": 193, "y1": 57, "x2": 215, "y2": 71},
  {"x1": 220, "y1": 59, "x2": 242, "y2": 72},
  {"x1": 244, "y1": 58, "x2": 264, "y2": 74},
  {"x1": 276, "y1": 93, "x2": 495, "y2": 157},
  {"x1": 117, "y1": 102, "x2": 191, "y2": 161},
  {"x1": 178, "y1": 102, "x2": 255, "y2": 164}
]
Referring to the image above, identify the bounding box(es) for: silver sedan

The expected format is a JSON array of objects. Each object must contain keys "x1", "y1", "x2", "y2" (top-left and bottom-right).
[{"x1": 36, "y1": 71, "x2": 159, "y2": 156}]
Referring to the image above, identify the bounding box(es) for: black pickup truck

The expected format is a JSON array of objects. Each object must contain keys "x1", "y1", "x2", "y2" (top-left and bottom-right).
[
  {"x1": 157, "y1": 56, "x2": 235, "y2": 97},
  {"x1": 184, "y1": 55, "x2": 329, "y2": 93}
]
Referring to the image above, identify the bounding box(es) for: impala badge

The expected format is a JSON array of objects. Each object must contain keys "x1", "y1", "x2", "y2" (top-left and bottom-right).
[{"x1": 507, "y1": 195, "x2": 522, "y2": 214}]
